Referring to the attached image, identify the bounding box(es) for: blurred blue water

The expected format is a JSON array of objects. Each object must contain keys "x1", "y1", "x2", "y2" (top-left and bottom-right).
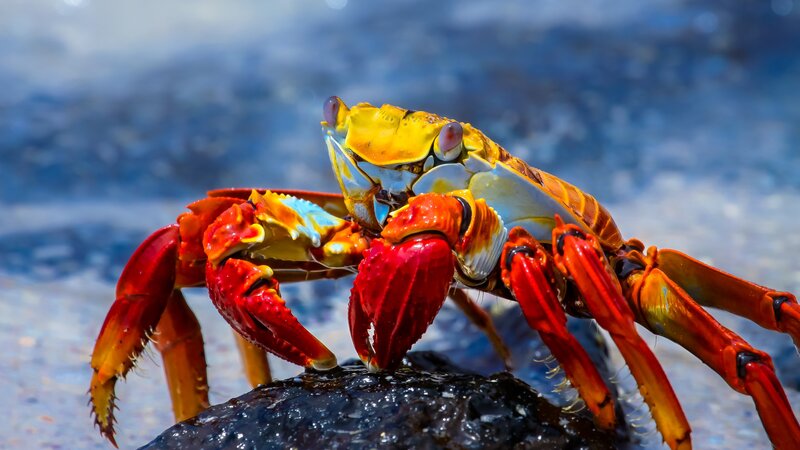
[
  {"x1": 1, "y1": 0, "x2": 799, "y2": 449},
  {"x1": 2, "y1": 0, "x2": 799, "y2": 206}
]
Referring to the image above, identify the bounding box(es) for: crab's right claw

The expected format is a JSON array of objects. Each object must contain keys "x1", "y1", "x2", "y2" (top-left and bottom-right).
[
  {"x1": 89, "y1": 225, "x2": 180, "y2": 446},
  {"x1": 349, "y1": 235, "x2": 455, "y2": 371}
]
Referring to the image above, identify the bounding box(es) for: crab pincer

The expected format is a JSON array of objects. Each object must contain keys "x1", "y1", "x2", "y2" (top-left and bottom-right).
[
  {"x1": 349, "y1": 235, "x2": 455, "y2": 371},
  {"x1": 203, "y1": 200, "x2": 339, "y2": 370},
  {"x1": 348, "y1": 192, "x2": 467, "y2": 371}
]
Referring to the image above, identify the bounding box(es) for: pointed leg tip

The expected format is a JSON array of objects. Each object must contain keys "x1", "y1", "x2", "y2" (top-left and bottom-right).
[
  {"x1": 310, "y1": 355, "x2": 339, "y2": 371},
  {"x1": 592, "y1": 396, "x2": 617, "y2": 431},
  {"x1": 93, "y1": 407, "x2": 119, "y2": 448},
  {"x1": 103, "y1": 429, "x2": 119, "y2": 448},
  {"x1": 89, "y1": 374, "x2": 120, "y2": 446},
  {"x1": 668, "y1": 433, "x2": 692, "y2": 450}
]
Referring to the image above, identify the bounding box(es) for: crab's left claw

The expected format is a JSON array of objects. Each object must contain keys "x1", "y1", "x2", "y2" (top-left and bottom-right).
[{"x1": 349, "y1": 235, "x2": 455, "y2": 371}]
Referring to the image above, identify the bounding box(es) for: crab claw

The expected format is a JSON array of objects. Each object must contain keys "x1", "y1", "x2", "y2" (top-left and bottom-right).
[
  {"x1": 206, "y1": 258, "x2": 337, "y2": 370},
  {"x1": 349, "y1": 235, "x2": 455, "y2": 371}
]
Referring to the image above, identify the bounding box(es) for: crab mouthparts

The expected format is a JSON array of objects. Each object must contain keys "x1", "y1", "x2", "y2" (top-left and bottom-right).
[{"x1": 324, "y1": 134, "x2": 386, "y2": 228}]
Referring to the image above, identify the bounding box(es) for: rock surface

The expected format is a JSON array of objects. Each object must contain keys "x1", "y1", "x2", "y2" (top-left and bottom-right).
[{"x1": 140, "y1": 352, "x2": 622, "y2": 450}]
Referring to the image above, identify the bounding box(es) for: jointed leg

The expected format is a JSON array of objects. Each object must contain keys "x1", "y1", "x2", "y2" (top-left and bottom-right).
[
  {"x1": 152, "y1": 290, "x2": 210, "y2": 422},
  {"x1": 233, "y1": 333, "x2": 272, "y2": 387},
  {"x1": 90, "y1": 225, "x2": 181, "y2": 445},
  {"x1": 623, "y1": 261, "x2": 800, "y2": 449},
  {"x1": 655, "y1": 248, "x2": 800, "y2": 347},
  {"x1": 501, "y1": 228, "x2": 616, "y2": 430},
  {"x1": 448, "y1": 288, "x2": 512, "y2": 370},
  {"x1": 552, "y1": 220, "x2": 691, "y2": 450}
]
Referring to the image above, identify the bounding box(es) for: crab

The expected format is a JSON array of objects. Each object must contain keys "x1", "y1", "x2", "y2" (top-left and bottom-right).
[{"x1": 89, "y1": 97, "x2": 800, "y2": 449}]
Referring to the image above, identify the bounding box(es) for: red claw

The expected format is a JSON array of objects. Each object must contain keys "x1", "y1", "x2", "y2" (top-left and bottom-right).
[
  {"x1": 349, "y1": 235, "x2": 455, "y2": 371},
  {"x1": 206, "y1": 258, "x2": 337, "y2": 370}
]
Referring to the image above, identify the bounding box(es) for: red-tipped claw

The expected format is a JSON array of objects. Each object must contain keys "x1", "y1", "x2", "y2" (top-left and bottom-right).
[
  {"x1": 205, "y1": 257, "x2": 337, "y2": 370},
  {"x1": 349, "y1": 235, "x2": 455, "y2": 371}
]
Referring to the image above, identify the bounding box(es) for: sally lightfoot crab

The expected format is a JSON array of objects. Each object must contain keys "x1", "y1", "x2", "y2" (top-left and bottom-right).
[{"x1": 90, "y1": 97, "x2": 800, "y2": 449}]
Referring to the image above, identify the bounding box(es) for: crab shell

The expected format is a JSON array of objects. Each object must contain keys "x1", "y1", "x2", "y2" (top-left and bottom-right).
[{"x1": 323, "y1": 97, "x2": 603, "y2": 282}]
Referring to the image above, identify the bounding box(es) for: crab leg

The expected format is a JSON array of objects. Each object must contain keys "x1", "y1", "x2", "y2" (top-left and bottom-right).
[
  {"x1": 623, "y1": 260, "x2": 800, "y2": 449},
  {"x1": 232, "y1": 333, "x2": 272, "y2": 387},
  {"x1": 655, "y1": 248, "x2": 800, "y2": 348},
  {"x1": 90, "y1": 225, "x2": 180, "y2": 446},
  {"x1": 151, "y1": 291, "x2": 210, "y2": 422},
  {"x1": 448, "y1": 288, "x2": 512, "y2": 369},
  {"x1": 552, "y1": 220, "x2": 691, "y2": 450},
  {"x1": 500, "y1": 227, "x2": 617, "y2": 430}
]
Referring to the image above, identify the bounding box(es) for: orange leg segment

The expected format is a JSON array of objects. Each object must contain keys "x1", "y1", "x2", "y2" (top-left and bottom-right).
[
  {"x1": 448, "y1": 288, "x2": 513, "y2": 370},
  {"x1": 152, "y1": 290, "x2": 210, "y2": 422},
  {"x1": 552, "y1": 222, "x2": 691, "y2": 450},
  {"x1": 90, "y1": 224, "x2": 180, "y2": 446},
  {"x1": 656, "y1": 248, "x2": 800, "y2": 348},
  {"x1": 501, "y1": 227, "x2": 616, "y2": 430},
  {"x1": 625, "y1": 265, "x2": 800, "y2": 449},
  {"x1": 233, "y1": 333, "x2": 272, "y2": 387}
]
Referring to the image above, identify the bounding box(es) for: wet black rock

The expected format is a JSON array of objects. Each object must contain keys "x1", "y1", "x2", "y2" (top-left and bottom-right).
[{"x1": 141, "y1": 352, "x2": 622, "y2": 450}]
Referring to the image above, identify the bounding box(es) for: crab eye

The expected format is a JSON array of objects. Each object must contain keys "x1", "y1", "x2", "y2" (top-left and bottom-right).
[
  {"x1": 434, "y1": 122, "x2": 463, "y2": 161},
  {"x1": 323, "y1": 96, "x2": 341, "y2": 127}
]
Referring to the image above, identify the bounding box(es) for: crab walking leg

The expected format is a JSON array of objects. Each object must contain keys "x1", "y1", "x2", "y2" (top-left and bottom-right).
[
  {"x1": 500, "y1": 227, "x2": 616, "y2": 430},
  {"x1": 623, "y1": 266, "x2": 800, "y2": 449},
  {"x1": 152, "y1": 290, "x2": 210, "y2": 421},
  {"x1": 552, "y1": 221, "x2": 691, "y2": 450},
  {"x1": 448, "y1": 288, "x2": 513, "y2": 369},
  {"x1": 90, "y1": 225, "x2": 180, "y2": 446},
  {"x1": 232, "y1": 333, "x2": 272, "y2": 387},
  {"x1": 654, "y1": 248, "x2": 800, "y2": 348}
]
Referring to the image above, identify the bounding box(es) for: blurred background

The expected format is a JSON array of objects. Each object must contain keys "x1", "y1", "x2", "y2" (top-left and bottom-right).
[{"x1": 1, "y1": 0, "x2": 799, "y2": 448}]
